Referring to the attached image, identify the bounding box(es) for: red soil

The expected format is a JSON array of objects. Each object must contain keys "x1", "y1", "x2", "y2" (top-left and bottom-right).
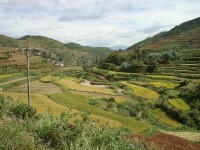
[{"x1": 128, "y1": 132, "x2": 200, "y2": 150}]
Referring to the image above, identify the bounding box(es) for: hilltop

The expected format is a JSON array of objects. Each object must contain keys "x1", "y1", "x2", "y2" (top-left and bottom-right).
[
  {"x1": 99, "y1": 17, "x2": 200, "y2": 77},
  {"x1": 0, "y1": 35, "x2": 112, "y2": 67},
  {"x1": 128, "y1": 17, "x2": 200, "y2": 51}
]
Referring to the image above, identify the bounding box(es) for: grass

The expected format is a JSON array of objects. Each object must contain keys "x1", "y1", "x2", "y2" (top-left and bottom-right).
[
  {"x1": 49, "y1": 92, "x2": 151, "y2": 132},
  {"x1": 168, "y1": 98, "x2": 191, "y2": 110},
  {"x1": 148, "y1": 81, "x2": 179, "y2": 89},
  {"x1": 0, "y1": 73, "x2": 25, "y2": 83},
  {"x1": 54, "y1": 76, "x2": 116, "y2": 95},
  {"x1": 120, "y1": 81, "x2": 159, "y2": 101},
  {"x1": 151, "y1": 108, "x2": 183, "y2": 128},
  {"x1": 3, "y1": 92, "x2": 67, "y2": 115},
  {"x1": 39, "y1": 75, "x2": 52, "y2": 83}
]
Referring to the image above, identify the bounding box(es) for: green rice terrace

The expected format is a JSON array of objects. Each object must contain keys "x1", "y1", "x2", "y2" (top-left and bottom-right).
[{"x1": 0, "y1": 17, "x2": 200, "y2": 149}]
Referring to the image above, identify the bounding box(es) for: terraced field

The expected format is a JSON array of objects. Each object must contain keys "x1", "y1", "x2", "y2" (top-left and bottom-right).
[
  {"x1": 168, "y1": 98, "x2": 191, "y2": 111},
  {"x1": 3, "y1": 92, "x2": 67, "y2": 115},
  {"x1": 120, "y1": 81, "x2": 159, "y2": 101},
  {"x1": 161, "y1": 130, "x2": 200, "y2": 143},
  {"x1": 158, "y1": 49, "x2": 200, "y2": 79},
  {"x1": 49, "y1": 92, "x2": 151, "y2": 132},
  {"x1": 148, "y1": 81, "x2": 178, "y2": 89},
  {"x1": 0, "y1": 73, "x2": 25, "y2": 83},
  {"x1": 8, "y1": 80, "x2": 62, "y2": 94},
  {"x1": 54, "y1": 76, "x2": 116, "y2": 95},
  {"x1": 151, "y1": 108, "x2": 183, "y2": 128}
]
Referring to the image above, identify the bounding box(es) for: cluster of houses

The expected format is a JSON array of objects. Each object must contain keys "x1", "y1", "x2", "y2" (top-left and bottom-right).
[
  {"x1": 51, "y1": 60, "x2": 64, "y2": 67},
  {"x1": 15, "y1": 48, "x2": 65, "y2": 67}
]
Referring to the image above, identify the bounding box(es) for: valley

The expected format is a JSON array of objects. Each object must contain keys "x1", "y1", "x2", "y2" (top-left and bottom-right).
[{"x1": 0, "y1": 17, "x2": 200, "y2": 149}]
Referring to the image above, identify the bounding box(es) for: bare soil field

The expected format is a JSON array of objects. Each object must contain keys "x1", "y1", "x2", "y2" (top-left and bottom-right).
[{"x1": 128, "y1": 132, "x2": 200, "y2": 150}]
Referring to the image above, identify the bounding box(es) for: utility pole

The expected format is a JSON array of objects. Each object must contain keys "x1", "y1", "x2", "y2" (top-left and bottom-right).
[{"x1": 25, "y1": 46, "x2": 31, "y2": 106}]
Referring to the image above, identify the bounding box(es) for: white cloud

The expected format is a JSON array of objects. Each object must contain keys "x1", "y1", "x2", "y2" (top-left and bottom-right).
[{"x1": 0, "y1": 0, "x2": 199, "y2": 47}]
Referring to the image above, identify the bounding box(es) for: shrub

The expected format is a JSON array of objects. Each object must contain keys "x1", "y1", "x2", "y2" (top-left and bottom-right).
[
  {"x1": 179, "y1": 80, "x2": 189, "y2": 87},
  {"x1": 11, "y1": 103, "x2": 37, "y2": 119},
  {"x1": 35, "y1": 116, "x2": 66, "y2": 148},
  {"x1": 98, "y1": 62, "x2": 118, "y2": 71},
  {"x1": 0, "y1": 95, "x2": 36, "y2": 119},
  {"x1": 89, "y1": 99, "x2": 99, "y2": 106},
  {"x1": 145, "y1": 65, "x2": 157, "y2": 73}
]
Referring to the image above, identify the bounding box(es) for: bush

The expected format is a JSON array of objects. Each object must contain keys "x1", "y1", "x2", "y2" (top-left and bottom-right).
[
  {"x1": 0, "y1": 95, "x2": 36, "y2": 119},
  {"x1": 89, "y1": 99, "x2": 99, "y2": 106},
  {"x1": 35, "y1": 114, "x2": 137, "y2": 149},
  {"x1": 145, "y1": 65, "x2": 158, "y2": 73},
  {"x1": 98, "y1": 62, "x2": 118, "y2": 71},
  {"x1": 119, "y1": 60, "x2": 145, "y2": 73},
  {"x1": 11, "y1": 103, "x2": 37, "y2": 119},
  {"x1": 179, "y1": 80, "x2": 189, "y2": 87}
]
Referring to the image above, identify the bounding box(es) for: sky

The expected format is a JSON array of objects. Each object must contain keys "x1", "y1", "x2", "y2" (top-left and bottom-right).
[{"x1": 0, "y1": 0, "x2": 199, "y2": 48}]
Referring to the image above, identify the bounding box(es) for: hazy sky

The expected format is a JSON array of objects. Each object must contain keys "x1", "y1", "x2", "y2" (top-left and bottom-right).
[{"x1": 0, "y1": 0, "x2": 199, "y2": 47}]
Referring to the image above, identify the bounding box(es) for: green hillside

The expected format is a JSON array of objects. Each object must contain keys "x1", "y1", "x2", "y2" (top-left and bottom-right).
[
  {"x1": 128, "y1": 17, "x2": 200, "y2": 51},
  {"x1": 95, "y1": 17, "x2": 200, "y2": 131},
  {"x1": 99, "y1": 17, "x2": 200, "y2": 77},
  {"x1": 0, "y1": 35, "x2": 112, "y2": 66}
]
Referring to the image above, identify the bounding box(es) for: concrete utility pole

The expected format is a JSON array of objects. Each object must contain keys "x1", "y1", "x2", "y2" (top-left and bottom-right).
[{"x1": 25, "y1": 46, "x2": 31, "y2": 106}]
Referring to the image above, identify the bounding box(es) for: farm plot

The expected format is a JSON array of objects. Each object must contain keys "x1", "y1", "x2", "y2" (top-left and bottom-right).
[
  {"x1": 168, "y1": 98, "x2": 191, "y2": 110},
  {"x1": 8, "y1": 80, "x2": 62, "y2": 94},
  {"x1": 0, "y1": 73, "x2": 25, "y2": 83},
  {"x1": 129, "y1": 132, "x2": 200, "y2": 150},
  {"x1": 120, "y1": 81, "x2": 159, "y2": 101},
  {"x1": 72, "y1": 91, "x2": 128, "y2": 103},
  {"x1": 161, "y1": 130, "x2": 200, "y2": 143},
  {"x1": 3, "y1": 92, "x2": 67, "y2": 115},
  {"x1": 54, "y1": 76, "x2": 116, "y2": 95},
  {"x1": 49, "y1": 92, "x2": 151, "y2": 132},
  {"x1": 3, "y1": 92, "x2": 121, "y2": 128},
  {"x1": 148, "y1": 81, "x2": 179, "y2": 89},
  {"x1": 151, "y1": 108, "x2": 183, "y2": 128},
  {"x1": 146, "y1": 74, "x2": 178, "y2": 80}
]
